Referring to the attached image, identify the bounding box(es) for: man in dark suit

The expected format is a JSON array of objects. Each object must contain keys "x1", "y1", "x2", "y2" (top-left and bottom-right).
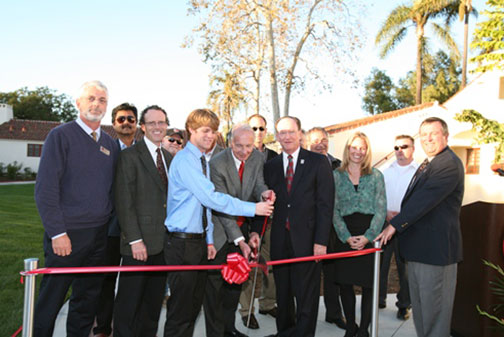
[
  {"x1": 250, "y1": 116, "x2": 335, "y2": 337},
  {"x1": 93, "y1": 102, "x2": 138, "y2": 337},
  {"x1": 376, "y1": 117, "x2": 464, "y2": 337},
  {"x1": 204, "y1": 124, "x2": 274, "y2": 337},
  {"x1": 112, "y1": 105, "x2": 173, "y2": 337},
  {"x1": 305, "y1": 127, "x2": 346, "y2": 330}
]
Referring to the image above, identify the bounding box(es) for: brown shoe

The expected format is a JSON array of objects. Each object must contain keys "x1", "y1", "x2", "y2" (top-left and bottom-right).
[
  {"x1": 259, "y1": 307, "x2": 277, "y2": 318},
  {"x1": 242, "y1": 313, "x2": 259, "y2": 329}
]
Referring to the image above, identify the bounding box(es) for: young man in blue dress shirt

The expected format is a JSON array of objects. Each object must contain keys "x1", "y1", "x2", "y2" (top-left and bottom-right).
[{"x1": 163, "y1": 109, "x2": 274, "y2": 337}]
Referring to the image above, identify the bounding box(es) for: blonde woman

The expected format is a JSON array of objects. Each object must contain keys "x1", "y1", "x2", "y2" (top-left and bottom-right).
[{"x1": 332, "y1": 132, "x2": 386, "y2": 337}]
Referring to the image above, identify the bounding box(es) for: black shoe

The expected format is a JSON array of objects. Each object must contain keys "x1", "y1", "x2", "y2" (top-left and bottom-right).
[
  {"x1": 259, "y1": 306, "x2": 278, "y2": 318},
  {"x1": 224, "y1": 328, "x2": 248, "y2": 337},
  {"x1": 378, "y1": 303, "x2": 386, "y2": 309},
  {"x1": 344, "y1": 323, "x2": 359, "y2": 337},
  {"x1": 397, "y1": 307, "x2": 410, "y2": 320},
  {"x1": 325, "y1": 315, "x2": 347, "y2": 329},
  {"x1": 242, "y1": 313, "x2": 260, "y2": 329}
]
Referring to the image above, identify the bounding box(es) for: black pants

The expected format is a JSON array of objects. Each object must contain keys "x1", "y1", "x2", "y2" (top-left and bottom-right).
[
  {"x1": 203, "y1": 243, "x2": 243, "y2": 336},
  {"x1": 323, "y1": 227, "x2": 344, "y2": 320},
  {"x1": 273, "y1": 230, "x2": 321, "y2": 337},
  {"x1": 340, "y1": 285, "x2": 372, "y2": 334},
  {"x1": 163, "y1": 233, "x2": 207, "y2": 337},
  {"x1": 34, "y1": 225, "x2": 107, "y2": 337},
  {"x1": 113, "y1": 252, "x2": 166, "y2": 337},
  {"x1": 379, "y1": 235, "x2": 410, "y2": 309},
  {"x1": 93, "y1": 235, "x2": 121, "y2": 336}
]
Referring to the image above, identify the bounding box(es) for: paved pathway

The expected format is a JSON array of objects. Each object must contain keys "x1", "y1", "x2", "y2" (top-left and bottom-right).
[{"x1": 53, "y1": 294, "x2": 416, "y2": 336}]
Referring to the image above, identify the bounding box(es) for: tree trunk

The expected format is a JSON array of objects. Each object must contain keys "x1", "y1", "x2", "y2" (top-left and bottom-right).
[
  {"x1": 461, "y1": 10, "x2": 469, "y2": 88},
  {"x1": 415, "y1": 25, "x2": 423, "y2": 105},
  {"x1": 266, "y1": 11, "x2": 280, "y2": 122}
]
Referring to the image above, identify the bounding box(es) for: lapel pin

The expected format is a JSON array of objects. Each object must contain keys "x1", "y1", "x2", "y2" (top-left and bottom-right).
[{"x1": 300, "y1": 159, "x2": 305, "y2": 164}]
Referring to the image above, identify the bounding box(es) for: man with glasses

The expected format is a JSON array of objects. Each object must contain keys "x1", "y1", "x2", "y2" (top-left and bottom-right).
[
  {"x1": 34, "y1": 81, "x2": 118, "y2": 337},
  {"x1": 162, "y1": 128, "x2": 184, "y2": 156},
  {"x1": 247, "y1": 114, "x2": 278, "y2": 162},
  {"x1": 378, "y1": 135, "x2": 417, "y2": 321},
  {"x1": 113, "y1": 105, "x2": 172, "y2": 336},
  {"x1": 94, "y1": 103, "x2": 138, "y2": 337}
]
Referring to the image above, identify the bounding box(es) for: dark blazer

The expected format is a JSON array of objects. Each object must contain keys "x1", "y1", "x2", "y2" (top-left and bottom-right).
[
  {"x1": 114, "y1": 139, "x2": 173, "y2": 256},
  {"x1": 255, "y1": 148, "x2": 334, "y2": 259},
  {"x1": 265, "y1": 147, "x2": 278, "y2": 163},
  {"x1": 390, "y1": 146, "x2": 464, "y2": 266},
  {"x1": 210, "y1": 148, "x2": 268, "y2": 251}
]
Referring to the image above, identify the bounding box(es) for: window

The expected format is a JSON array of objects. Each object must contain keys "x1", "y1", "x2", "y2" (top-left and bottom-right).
[
  {"x1": 466, "y1": 148, "x2": 480, "y2": 174},
  {"x1": 27, "y1": 144, "x2": 43, "y2": 157}
]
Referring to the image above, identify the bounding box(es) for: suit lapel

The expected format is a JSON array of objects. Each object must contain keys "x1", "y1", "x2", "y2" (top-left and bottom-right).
[
  {"x1": 224, "y1": 150, "x2": 242, "y2": 197},
  {"x1": 138, "y1": 140, "x2": 166, "y2": 193},
  {"x1": 241, "y1": 153, "x2": 257, "y2": 199}
]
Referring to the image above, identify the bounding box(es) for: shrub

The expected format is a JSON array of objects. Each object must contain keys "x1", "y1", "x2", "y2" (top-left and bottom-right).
[{"x1": 6, "y1": 161, "x2": 23, "y2": 180}]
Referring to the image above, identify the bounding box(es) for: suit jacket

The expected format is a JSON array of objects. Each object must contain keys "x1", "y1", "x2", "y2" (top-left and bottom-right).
[
  {"x1": 254, "y1": 148, "x2": 335, "y2": 259},
  {"x1": 264, "y1": 147, "x2": 278, "y2": 163},
  {"x1": 114, "y1": 139, "x2": 173, "y2": 256},
  {"x1": 327, "y1": 153, "x2": 341, "y2": 170},
  {"x1": 210, "y1": 148, "x2": 268, "y2": 251},
  {"x1": 390, "y1": 146, "x2": 464, "y2": 266}
]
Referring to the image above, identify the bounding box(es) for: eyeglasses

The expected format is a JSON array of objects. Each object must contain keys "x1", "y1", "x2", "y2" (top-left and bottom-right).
[
  {"x1": 144, "y1": 121, "x2": 168, "y2": 127},
  {"x1": 116, "y1": 116, "x2": 136, "y2": 124},
  {"x1": 252, "y1": 126, "x2": 265, "y2": 132},
  {"x1": 394, "y1": 145, "x2": 410, "y2": 151},
  {"x1": 168, "y1": 138, "x2": 183, "y2": 145}
]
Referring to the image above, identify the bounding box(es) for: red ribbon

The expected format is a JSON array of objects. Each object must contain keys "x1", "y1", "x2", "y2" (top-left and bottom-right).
[
  {"x1": 221, "y1": 253, "x2": 251, "y2": 284},
  {"x1": 20, "y1": 248, "x2": 381, "y2": 284}
]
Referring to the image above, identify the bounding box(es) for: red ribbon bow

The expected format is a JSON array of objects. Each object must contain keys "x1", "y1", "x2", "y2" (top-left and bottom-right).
[{"x1": 221, "y1": 253, "x2": 251, "y2": 285}]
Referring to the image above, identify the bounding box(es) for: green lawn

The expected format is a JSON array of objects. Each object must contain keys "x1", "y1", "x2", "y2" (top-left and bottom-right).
[{"x1": 0, "y1": 184, "x2": 44, "y2": 336}]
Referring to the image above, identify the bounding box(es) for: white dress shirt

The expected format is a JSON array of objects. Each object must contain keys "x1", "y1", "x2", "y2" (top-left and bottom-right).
[{"x1": 383, "y1": 160, "x2": 419, "y2": 212}]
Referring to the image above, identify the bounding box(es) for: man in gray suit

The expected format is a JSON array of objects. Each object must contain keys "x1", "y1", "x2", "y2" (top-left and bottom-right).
[
  {"x1": 203, "y1": 124, "x2": 275, "y2": 337},
  {"x1": 113, "y1": 105, "x2": 173, "y2": 337}
]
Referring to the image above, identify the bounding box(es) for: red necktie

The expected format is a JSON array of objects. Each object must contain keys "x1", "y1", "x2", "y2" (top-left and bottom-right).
[
  {"x1": 156, "y1": 148, "x2": 168, "y2": 190},
  {"x1": 237, "y1": 161, "x2": 245, "y2": 227},
  {"x1": 285, "y1": 155, "x2": 294, "y2": 230}
]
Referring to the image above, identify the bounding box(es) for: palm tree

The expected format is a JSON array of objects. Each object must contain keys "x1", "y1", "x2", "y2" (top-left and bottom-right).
[
  {"x1": 376, "y1": 0, "x2": 460, "y2": 105},
  {"x1": 458, "y1": 0, "x2": 477, "y2": 88}
]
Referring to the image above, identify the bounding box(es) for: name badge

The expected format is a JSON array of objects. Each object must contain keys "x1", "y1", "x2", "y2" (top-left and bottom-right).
[{"x1": 100, "y1": 146, "x2": 110, "y2": 156}]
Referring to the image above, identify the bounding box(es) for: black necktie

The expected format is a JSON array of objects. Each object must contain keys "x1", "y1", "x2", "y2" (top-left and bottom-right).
[
  {"x1": 200, "y1": 155, "x2": 208, "y2": 231},
  {"x1": 156, "y1": 148, "x2": 168, "y2": 190}
]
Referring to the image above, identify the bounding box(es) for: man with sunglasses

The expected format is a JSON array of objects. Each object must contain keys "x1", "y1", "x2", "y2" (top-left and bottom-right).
[
  {"x1": 113, "y1": 105, "x2": 172, "y2": 336},
  {"x1": 378, "y1": 135, "x2": 417, "y2": 321},
  {"x1": 93, "y1": 103, "x2": 138, "y2": 337},
  {"x1": 247, "y1": 114, "x2": 278, "y2": 163},
  {"x1": 162, "y1": 128, "x2": 185, "y2": 156}
]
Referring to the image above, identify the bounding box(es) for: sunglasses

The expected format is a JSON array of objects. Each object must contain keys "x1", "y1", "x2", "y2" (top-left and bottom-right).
[
  {"x1": 116, "y1": 116, "x2": 136, "y2": 124},
  {"x1": 168, "y1": 138, "x2": 183, "y2": 145},
  {"x1": 252, "y1": 126, "x2": 265, "y2": 132},
  {"x1": 394, "y1": 145, "x2": 410, "y2": 151}
]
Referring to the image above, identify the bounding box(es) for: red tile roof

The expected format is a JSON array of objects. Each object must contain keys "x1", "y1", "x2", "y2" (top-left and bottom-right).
[
  {"x1": 325, "y1": 102, "x2": 439, "y2": 134},
  {"x1": 0, "y1": 119, "x2": 143, "y2": 141}
]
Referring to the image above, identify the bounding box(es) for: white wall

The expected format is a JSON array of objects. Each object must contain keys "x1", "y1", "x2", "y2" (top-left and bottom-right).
[
  {"x1": 0, "y1": 139, "x2": 42, "y2": 172},
  {"x1": 0, "y1": 104, "x2": 13, "y2": 124}
]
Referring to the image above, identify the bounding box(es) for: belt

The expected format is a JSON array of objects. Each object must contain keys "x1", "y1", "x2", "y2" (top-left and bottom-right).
[{"x1": 166, "y1": 231, "x2": 205, "y2": 240}]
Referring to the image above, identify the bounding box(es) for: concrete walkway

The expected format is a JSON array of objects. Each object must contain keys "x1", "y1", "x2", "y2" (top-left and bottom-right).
[{"x1": 53, "y1": 294, "x2": 416, "y2": 336}]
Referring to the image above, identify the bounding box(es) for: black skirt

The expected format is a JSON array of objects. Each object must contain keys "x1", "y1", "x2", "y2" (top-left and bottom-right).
[{"x1": 333, "y1": 213, "x2": 374, "y2": 288}]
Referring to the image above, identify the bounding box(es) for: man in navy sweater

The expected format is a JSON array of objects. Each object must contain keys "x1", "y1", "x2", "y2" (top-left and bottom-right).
[{"x1": 34, "y1": 80, "x2": 119, "y2": 337}]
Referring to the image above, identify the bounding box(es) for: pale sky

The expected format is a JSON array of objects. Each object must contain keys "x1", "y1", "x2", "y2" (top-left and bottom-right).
[{"x1": 0, "y1": 0, "x2": 487, "y2": 130}]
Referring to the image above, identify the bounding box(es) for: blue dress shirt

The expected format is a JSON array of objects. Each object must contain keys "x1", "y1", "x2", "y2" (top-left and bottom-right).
[{"x1": 165, "y1": 141, "x2": 256, "y2": 244}]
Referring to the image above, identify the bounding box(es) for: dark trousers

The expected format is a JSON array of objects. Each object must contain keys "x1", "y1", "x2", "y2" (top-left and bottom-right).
[
  {"x1": 340, "y1": 285, "x2": 372, "y2": 334},
  {"x1": 113, "y1": 252, "x2": 166, "y2": 337},
  {"x1": 93, "y1": 236, "x2": 121, "y2": 336},
  {"x1": 203, "y1": 243, "x2": 242, "y2": 336},
  {"x1": 323, "y1": 228, "x2": 344, "y2": 320},
  {"x1": 273, "y1": 230, "x2": 321, "y2": 337},
  {"x1": 163, "y1": 234, "x2": 208, "y2": 337},
  {"x1": 379, "y1": 236, "x2": 410, "y2": 309},
  {"x1": 34, "y1": 225, "x2": 107, "y2": 337}
]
